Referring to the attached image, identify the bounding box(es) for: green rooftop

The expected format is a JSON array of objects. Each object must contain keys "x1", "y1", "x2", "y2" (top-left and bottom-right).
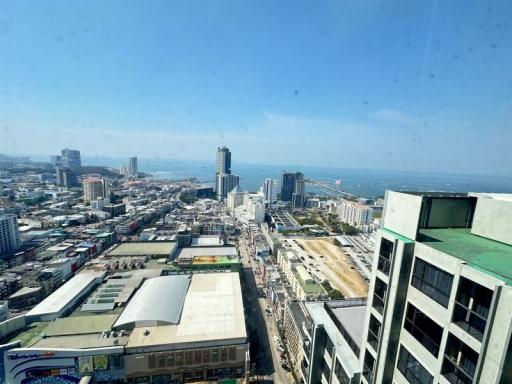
[
  {"x1": 6, "y1": 322, "x2": 50, "y2": 347},
  {"x1": 418, "y1": 228, "x2": 512, "y2": 285},
  {"x1": 292, "y1": 269, "x2": 326, "y2": 295}
]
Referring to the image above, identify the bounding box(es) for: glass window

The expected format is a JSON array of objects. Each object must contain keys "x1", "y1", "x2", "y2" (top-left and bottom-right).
[
  {"x1": 325, "y1": 335, "x2": 334, "y2": 357},
  {"x1": 411, "y1": 258, "x2": 453, "y2": 307},
  {"x1": 404, "y1": 303, "x2": 443, "y2": 357},
  {"x1": 397, "y1": 345, "x2": 433, "y2": 384}
]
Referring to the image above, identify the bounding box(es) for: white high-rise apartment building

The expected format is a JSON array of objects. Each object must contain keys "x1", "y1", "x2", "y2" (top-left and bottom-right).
[
  {"x1": 337, "y1": 200, "x2": 373, "y2": 227},
  {"x1": 0, "y1": 214, "x2": 21, "y2": 256},
  {"x1": 216, "y1": 146, "x2": 231, "y2": 175},
  {"x1": 83, "y1": 177, "x2": 108, "y2": 203},
  {"x1": 359, "y1": 191, "x2": 512, "y2": 384},
  {"x1": 263, "y1": 178, "x2": 278, "y2": 203}
]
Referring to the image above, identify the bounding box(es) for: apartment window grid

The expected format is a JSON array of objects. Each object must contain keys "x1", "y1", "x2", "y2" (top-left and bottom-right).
[
  {"x1": 372, "y1": 277, "x2": 387, "y2": 315},
  {"x1": 403, "y1": 303, "x2": 443, "y2": 357},
  {"x1": 452, "y1": 277, "x2": 493, "y2": 342},
  {"x1": 397, "y1": 345, "x2": 433, "y2": 384},
  {"x1": 363, "y1": 350, "x2": 376, "y2": 384},
  {"x1": 334, "y1": 358, "x2": 350, "y2": 384},
  {"x1": 367, "y1": 314, "x2": 381, "y2": 352},
  {"x1": 442, "y1": 333, "x2": 478, "y2": 384},
  {"x1": 321, "y1": 356, "x2": 331, "y2": 382},
  {"x1": 411, "y1": 258, "x2": 453, "y2": 308},
  {"x1": 377, "y1": 238, "x2": 394, "y2": 275}
]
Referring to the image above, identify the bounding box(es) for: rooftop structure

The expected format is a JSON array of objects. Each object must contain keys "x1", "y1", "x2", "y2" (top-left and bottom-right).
[
  {"x1": 269, "y1": 208, "x2": 302, "y2": 232},
  {"x1": 106, "y1": 241, "x2": 177, "y2": 258},
  {"x1": 302, "y1": 299, "x2": 367, "y2": 384},
  {"x1": 113, "y1": 275, "x2": 190, "y2": 330},
  {"x1": 26, "y1": 271, "x2": 105, "y2": 321}
]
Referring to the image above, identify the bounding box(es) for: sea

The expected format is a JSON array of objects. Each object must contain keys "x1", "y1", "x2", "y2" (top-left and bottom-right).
[{"x1": 82, "y1": 157, "x2": 512, "y2": 199}]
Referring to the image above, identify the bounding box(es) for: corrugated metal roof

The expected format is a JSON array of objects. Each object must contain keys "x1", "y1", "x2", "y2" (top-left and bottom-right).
[
  {"x1": 113, "y1": 275, "x2": 191, "y2": 330},
  {"x1": 27, "y1": 271, "x2": 106, "y2": 319}
]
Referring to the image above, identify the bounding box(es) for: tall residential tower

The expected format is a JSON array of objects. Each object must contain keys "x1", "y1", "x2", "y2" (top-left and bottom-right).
[
  {"x1": 215, "y1": 147, "x2": 239, "y2": 200},
  {"x1": 216, "y1": 146, "x2": 231, "y2": 175},
  {"x1": 360, "y1": 191, "x2": 512, "y2": 384},
  {"x1": 281, "y1": 171, "x2": 305, "y2": 207},
  {"x1": 60, "y1": 148, "x2": 81, "y2": 169},
  {"x1": 129, "y1": 156, "x2": 138, "y2": 177},
  {"x1": 0, "y1": 215, "x2": 21, "y2": 257}
]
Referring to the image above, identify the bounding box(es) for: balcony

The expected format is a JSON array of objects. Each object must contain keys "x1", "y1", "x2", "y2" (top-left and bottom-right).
[
  {"x1": 377, "y1": 255, "x2": 391, "y2": 275},
  {"x1": 367, "y1": 314, "x2": 381, "y2": 352},
  {"x1": 362, "y1": 364, "x2": 374, "y2": 384},
  {"x1": 442, "y1": 334, "x2": 478, "y2": 384},
  {"x1": 404, "y1": 304, "x2": 442, "y2": 357},
  {"x1": 372, "y1": 292, "x2": 385, "y2": 315},
  {"x1": 452, "y1": 277, "x2": 492, "y2": 342},
  {"x1": 363, "y1": 350, "x2": 375, "y2": 384},
  {"x1": 442, "y1": 356, "x2": 474, "y2": 384},
  {"x1": 367, "y1": 329, "x2": 379, "y2": 351},
  {"x1": 372, "y1": 277, "x2": 387, "y2": 315}
]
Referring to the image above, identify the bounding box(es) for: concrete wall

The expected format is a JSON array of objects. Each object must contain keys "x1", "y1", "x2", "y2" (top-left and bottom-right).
[
  {"x1": 472, "y1": 197, "x2": 512, "y2": 246},
  {"x1": 0, "y1": 315, "x2": 26, "y2": 340},
  {"x1": 382, "y1": 192, "x2": 422, "y2": 239}
]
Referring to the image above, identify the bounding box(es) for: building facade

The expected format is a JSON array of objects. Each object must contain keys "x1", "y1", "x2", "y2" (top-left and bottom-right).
[
  {"x1": 129, "y1": 156, "x2": 138, "y2": 177},
  {"x1": 281, "y1": 171, "x2": 304, "y2": 203},
  {"x1": 227, "y1": 186, "x2": 244, "y2": 212},
  {"x1": 55, "y1": 167, "x2": 78, "y2": 188},
  {"x1": 83, "y1": 178, "x2": 108, "y2": 203},
  {"x1": 0, "y1": 215, "x2": 21, "y2": 257},
  {"x1": 337, "y1": 200, "x2": 373, "y2": 228},
  {"x1": 216, "y1": 174, "x2": 239, "y2": 201},
  {"x1": 302, "y1": 299, "x2": 366, "y2": 384},
  {"x1": 263, "y1": 178, "x2": 279, "y2": 204},
  {"x1": 216, "y1": 146, "x2": 231, "y2": 175},
  {"x1": 61, "y1": 148, "x2": 81, "y2": 169},
  {"x1": 359, "y1": 191, "x2": 512, "y2": 384}
]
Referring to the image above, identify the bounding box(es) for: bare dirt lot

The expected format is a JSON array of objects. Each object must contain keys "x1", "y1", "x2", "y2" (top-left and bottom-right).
[{"x1": 293, "y1": 237, "x2": 368, "y2": 298}]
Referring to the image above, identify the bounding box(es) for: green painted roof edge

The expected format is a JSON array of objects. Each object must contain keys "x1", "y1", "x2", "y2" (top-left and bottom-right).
[{"x1": 381, "y1": 227, "x2": 415, "y2": 243}]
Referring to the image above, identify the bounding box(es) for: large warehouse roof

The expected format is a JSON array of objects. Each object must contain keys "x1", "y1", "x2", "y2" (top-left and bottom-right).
[
  {"x1": 113, "y1": 275, "x2": 191, "y2": 330},
  {"x1": 126, "y1": 272, "x2": 246, "y2": 349},
  {"x1": 107, "y1": 242, "x2": 177, "y2": 257},
  {"x1": 27, "y1": 271, "x2": 106, "y2": 320}
]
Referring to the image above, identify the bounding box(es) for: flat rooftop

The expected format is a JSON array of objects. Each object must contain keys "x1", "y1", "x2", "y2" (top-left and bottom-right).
[
  {"x1": 306, "y1": 301, "x2": 363, "y2": 376},
  {"x1": 26, "y1": 271, "x2": 106, "y2": 319},
  {"x1": 178, "y1": 246, "x2": 238, "y2": 259},
  {"x1": 331, "y1": 305, "x2": 366, "y2": 348},
  {"x1": 192, "y1": 256, "x2": 240, "y2": 265},
  {"x1": 107, "y1": 242, "x2": 177, "y2": 257},
  {"x1": 126, "y1": 272, "x2": 246, "y2": 350},
  {"x1": 418, "y1": 228, "x2": 512, "y2": 285}
]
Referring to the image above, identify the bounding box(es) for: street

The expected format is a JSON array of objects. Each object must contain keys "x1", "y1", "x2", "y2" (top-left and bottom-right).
[{"x1": 239, "y1": 235, "x2": 295, "y2": 384}]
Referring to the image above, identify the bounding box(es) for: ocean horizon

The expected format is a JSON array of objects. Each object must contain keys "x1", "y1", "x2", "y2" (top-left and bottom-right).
[{"x1": 75, "y1": 156, "x2": 512, "y2": 199}]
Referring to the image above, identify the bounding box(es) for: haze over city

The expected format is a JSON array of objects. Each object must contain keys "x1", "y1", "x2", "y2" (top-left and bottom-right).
[{"x1": 1, "y1": 1, "x2": 512, "y2": 175}]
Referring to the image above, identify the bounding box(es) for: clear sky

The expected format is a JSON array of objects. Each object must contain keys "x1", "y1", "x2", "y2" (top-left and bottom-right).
[{"x1": 1, "y1": 0, "x2": 511, "y2": 175}]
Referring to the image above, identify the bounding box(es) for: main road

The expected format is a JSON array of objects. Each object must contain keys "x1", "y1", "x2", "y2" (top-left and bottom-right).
[{"x1": 239, "y1": 236, "x2": 293, "y2": 383}]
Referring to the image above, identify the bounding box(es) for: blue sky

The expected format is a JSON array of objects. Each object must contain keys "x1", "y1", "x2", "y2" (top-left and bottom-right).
[{"x1": 1, "y1": 0, "x2": 511, "y2": 175}]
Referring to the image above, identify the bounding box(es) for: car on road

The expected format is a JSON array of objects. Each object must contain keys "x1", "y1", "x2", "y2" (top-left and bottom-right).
[{"x1": 281, "y1": 363, "x2": 291, "y2": 371}]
